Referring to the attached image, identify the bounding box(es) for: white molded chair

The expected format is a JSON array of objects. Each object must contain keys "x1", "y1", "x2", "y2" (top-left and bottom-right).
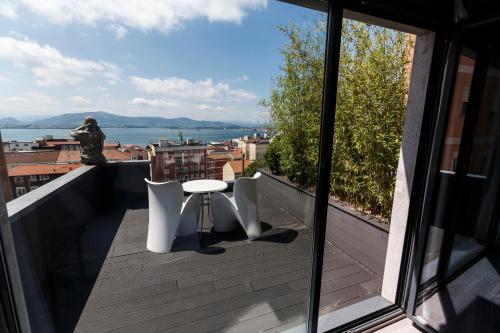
[
  {"x1": 211, "y1": 172, "x2": 262, "y2": 240},
  {"x1": 145, "y1": 179, "x2": 201, "y2": 253}
]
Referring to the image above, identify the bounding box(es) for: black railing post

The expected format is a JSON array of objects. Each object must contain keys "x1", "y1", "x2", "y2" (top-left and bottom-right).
[{"x1": 307, "y1": 1, "x2": 343, "y2": 332}]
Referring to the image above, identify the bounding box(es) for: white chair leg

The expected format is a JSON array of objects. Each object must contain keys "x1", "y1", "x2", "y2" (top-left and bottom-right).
[
  {"x1": 178, "y1": 194, "x2": 201, "y2": 236},
  {"x1": 211, "y1": 192, "x2": 239, "y2": 232}
]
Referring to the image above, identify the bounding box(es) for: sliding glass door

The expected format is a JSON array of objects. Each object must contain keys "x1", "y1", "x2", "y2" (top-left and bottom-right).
[{"x1": 411, "y1": 21, "x2": 500, "y2": 333}]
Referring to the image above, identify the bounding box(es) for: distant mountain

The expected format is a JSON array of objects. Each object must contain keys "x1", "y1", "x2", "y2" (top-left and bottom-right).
[
  {"x1": 0, "y1": 117, "x2": 25, "y2": 127},
  {"x1": 0, "y1": 111, "x2": 254, "y2": 129}
]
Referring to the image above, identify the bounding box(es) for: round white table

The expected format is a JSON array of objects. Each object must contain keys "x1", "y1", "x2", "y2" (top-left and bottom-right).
[
  {"x1": 182, "y1": 179, "x2": 227, "y2": 194},
  {"x1": 182, "y1": 179, "x2": 228, "y2": 245}
]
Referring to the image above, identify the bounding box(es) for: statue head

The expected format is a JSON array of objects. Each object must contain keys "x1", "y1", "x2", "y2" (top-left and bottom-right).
[{"x1": 84, "y1": 116, "x2": 98, "y2": 131}]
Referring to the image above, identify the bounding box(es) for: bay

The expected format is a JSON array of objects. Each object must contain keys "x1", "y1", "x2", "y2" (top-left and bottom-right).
[{"x1": 0, "y1": 128, "x2": 258, "y2": 147}]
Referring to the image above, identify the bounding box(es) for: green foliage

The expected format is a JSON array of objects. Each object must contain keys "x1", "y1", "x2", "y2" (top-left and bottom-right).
[
  {"x1": 264, "y1": 138, "x2": 282, "y2": 175},
  {"x1": 242, "y1": 159, "x2": 268, "y2": 177},
  {"x1": 261, "y1": 20, "x2": 325, "y2": 187},
  {"x1": 263, "y1": 19, "x2": 411, "y2": 221}
]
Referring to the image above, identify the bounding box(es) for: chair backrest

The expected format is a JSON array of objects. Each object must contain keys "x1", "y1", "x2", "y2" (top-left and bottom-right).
[
  {"x1": 233, "y1": 172, "x2": 261, "y2": 222},
  {"x1": 144, "y1": 178, "x2": 183, "y2": 220}
]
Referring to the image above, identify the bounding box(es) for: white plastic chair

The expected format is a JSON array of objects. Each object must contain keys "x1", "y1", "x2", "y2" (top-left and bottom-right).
[
  {"x1": 211, "y1": 172, "x2": 262, "y2": 240},
  {"x1": 144, "y1": 179, "x2": 201, "y2": 253}
]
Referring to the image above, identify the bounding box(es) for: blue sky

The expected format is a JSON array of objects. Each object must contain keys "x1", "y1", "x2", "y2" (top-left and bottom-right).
[{"x1": 0, "y1": 1, "x2": 324, "y2": 123}]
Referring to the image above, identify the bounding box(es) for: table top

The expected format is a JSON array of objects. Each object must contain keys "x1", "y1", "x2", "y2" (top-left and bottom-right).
[{"x1": 182, "y1": 179, "x2": 228, "y2": 194}]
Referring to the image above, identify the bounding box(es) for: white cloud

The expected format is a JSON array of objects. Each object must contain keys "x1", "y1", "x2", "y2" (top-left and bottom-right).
[
  {"x1": 68, "y1": 96, "x2": 90, "y2": 104},
  {"x1": 6, "y1": 96, "x2": 27, "y2": 103},
  {"x1": 96, "y1": 85, "x2": 108, "y2": 91},
  {"x1": 196, "y1": 104, "x2": 227, "y2": 111},
  {"x1": 129, "y1": 97, "x2": 178, "y2": 108},
  {"x1": 108, "y1": 24, "x2": 127, "y2": 40},
  {"x1": 0, "y1": 36, "x2": 120, "y2": 86},
  {"x1": 229, "y1": 88, "x2": 257, "y2": 100},
  {"x1": 7, "y1": 92, "x2": 57, "y2": 104},
  {"x1": 0, "y1": 1, "x2": 17, "y2": 19},
  {"x1": 130, "y1": 76, "x2": 257, "y2": 101},
  {"x1": 12, "y1": 0, "x2": 267, "y2": 33},
  {"x1": 224, "y1": 74, "x2": 249, "y2": 82},
  {"x1": 0, "y1": 76, "x2": 10, "y2": 82}
]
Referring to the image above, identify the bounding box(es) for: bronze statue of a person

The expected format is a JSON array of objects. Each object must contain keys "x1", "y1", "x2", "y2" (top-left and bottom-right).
[{"x1": 70, "y1": 117, "x2": 106, "y2": 165}]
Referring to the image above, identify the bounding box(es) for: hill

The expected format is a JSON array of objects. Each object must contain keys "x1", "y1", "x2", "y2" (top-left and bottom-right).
[{"x1": 0, "y1": 111, "x2": 251, "y2": 129}]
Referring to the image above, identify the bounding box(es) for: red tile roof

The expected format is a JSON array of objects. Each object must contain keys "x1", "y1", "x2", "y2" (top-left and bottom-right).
[
  {"x1": 56, "y1": 150, "x2": 80, "y2": 163},
  {"x1": 8, "y1": 164, "x2": 80, "y2": 177},
  {"x1": 103, "y1": 150, "x2": 131, "y2": 160},
  {"x1": 57, "y1": 150, "x2": 131, "y2": 162},
  {"x1": 227, "y1": 160, "x2": 252, "y2": 174},
  {"x1": 5, "y1": 151, "x2": 60, "y2": 165}
]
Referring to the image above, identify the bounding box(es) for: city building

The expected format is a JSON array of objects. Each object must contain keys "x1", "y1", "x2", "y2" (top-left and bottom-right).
[
  {"x1": 148, "y1": 139, "x2": 207, "y2": 182},
  {"x1": 8, "y1": 163, "x2": 80, "y2": 199},
  {"x1": 237, "y1": 135, "x2": 269, "y2": 161},
  {"x1": 206, "y1": 154, "x2": 231, "y2": 180},
  {"x1": 120, "y1": 145, "x2": 148, "y2": 160},
  {"x1": 222, "y1": 159, "x2": 252, "y2": 181},
  {"x1": 3, "y1": 140, "x2": 40, "y2": 152}
]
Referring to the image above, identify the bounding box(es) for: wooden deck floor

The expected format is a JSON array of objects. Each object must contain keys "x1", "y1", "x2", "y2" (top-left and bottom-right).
[{"x1": 62, "y1": 194, "x2": 381, "y2": 332}]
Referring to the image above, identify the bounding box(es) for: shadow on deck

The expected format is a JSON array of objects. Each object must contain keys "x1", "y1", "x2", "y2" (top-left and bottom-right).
[{"x1": 51, "y1": 195, "x2": 380, "y2": 332}]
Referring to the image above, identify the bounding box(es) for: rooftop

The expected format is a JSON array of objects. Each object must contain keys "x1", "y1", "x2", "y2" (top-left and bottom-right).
[
  {"x1": 8, "y1": 163, "x2": 80, "y2": 176},
  {"x1": 227, "y1": 160, "x2": 252, "y2": 173},
  {"x1": 5, "y1": 151, "x2": 60, "y2": 164},
  {"x1": 57, "y1": 150, "x2": 131, "y2": 163},
  {"x1": 6, "y1": 162, "x2": 386, "y2": 332}
]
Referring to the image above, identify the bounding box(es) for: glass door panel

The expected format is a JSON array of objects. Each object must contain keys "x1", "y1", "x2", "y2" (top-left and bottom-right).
[
  {"x1": 414, "y1": 25, "x2": 500, "y2": 332},
  {"x1": 417, "y1": 50, "x2": 476, "y2": 286}
]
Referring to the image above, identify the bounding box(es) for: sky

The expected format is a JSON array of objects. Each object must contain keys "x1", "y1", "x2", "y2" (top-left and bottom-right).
[{"x1": 0, "y1": 0, "x2": 324, "y2": 123}]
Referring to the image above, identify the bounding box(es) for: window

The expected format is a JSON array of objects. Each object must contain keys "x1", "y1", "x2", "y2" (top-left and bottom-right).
[
  {"x1": 39, "y1": 174, "x2": 49, "y2": 181},
  {"x1": 15, "y1": 187, "x2": 26, "y2": 197},
  {"x1": 460, "y1": 101, "x2": 468, "y2": 116},
  {"x1": 30, "y1": 175, "x2": 37, "y2": 182},
  {"x1": 451, "y1": 157, "x2": 458, "y2": 171},
  {"x1": 14, "y1": 176, "x2": 24, "y2": 184},
  {"x1": 164, "y1": 168, "x2": 169, "y2": 175}
]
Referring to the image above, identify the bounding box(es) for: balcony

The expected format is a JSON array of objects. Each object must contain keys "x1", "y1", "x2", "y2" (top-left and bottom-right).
[{"x1": 6, "y1": 161, "x2": 388, "y2": 333}]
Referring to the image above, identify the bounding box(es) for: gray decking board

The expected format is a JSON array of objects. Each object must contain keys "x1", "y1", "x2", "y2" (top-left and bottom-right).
[{"x1": 66, "y1": 194, "x2": 382, "y2": 333}]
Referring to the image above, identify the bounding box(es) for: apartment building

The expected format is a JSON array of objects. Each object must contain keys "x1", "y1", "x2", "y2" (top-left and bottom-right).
[
  {"x1": 8, "y1": 164, "x2": 80, "y2": 199},
  {"x1": 3, "y1": 140, "x2": 40, "y2": 152},
  {"x1": 149, "y1": 139, "x2": 207, "y2": 182},
  {"x1": 237, "y1": 135, "x2": 269, "y2": 161}
]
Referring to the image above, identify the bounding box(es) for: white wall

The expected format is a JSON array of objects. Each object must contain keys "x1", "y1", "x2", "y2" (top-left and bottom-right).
[
  {"x1": 381, "y1": 31, "x2": 435, "y2": 302},
  {"x1": 222, "y1": 162, "x2": 236, "y2": 181}
]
